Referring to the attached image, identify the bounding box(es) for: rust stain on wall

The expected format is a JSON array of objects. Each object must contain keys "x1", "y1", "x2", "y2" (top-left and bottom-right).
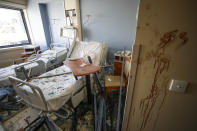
[
  {"x1": 132, "y1": 107, "x2": 136, "y2": 117},
  {"x1": 138, "y1": 29, "x2": 189, "y2": 130},
  {"x1": 138, "y1": 57, "x2": 143, "y2": 65},
  {"x1": 139, "y1": 54, "x2": 170, "y2": 130},
  {"x1": 137, "y1": 26, "x2": 141, "y2": 30},
  {"x1": 175, "y1": 32, "x2": 189, "y2": 50},
  {"x1": 145, "y1": 3, "x2": 151, "y2": 10},
  {"x1": 158, "y1": 29, "x2": 178, "y2": 50},
  {"x1": 153, "y1": 75, "x2": 170, "y2": 130},
  {"x1": 145, "y1": 23, "x2": 150, "y2": 26},
  {"x1": 179, "y1": 32, "x2": 189, "y2": 45}
]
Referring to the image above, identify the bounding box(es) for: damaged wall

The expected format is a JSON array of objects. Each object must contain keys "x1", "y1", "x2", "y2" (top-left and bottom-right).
[
  {"x1": 80, "y1": 0, "x2": 139, "y2": 62},
  {"x1": 126, "y1": 0, "x2": 197, "y2": 130}
]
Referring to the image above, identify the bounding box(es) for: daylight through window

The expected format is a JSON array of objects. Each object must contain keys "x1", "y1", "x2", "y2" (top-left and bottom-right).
[{"x1": 0, "y1": 7, "x2": 30, "y2": 48}]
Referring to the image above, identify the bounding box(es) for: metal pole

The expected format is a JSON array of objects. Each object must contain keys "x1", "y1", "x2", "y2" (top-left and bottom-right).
[
  {"x1": 94, "y1": 93, "x2": 98, "y2": 130},
  {"x1": 87, "y1": 56, "x2": 106, "y2": 131},
  {"x1": 116, "y1": 49, "x2": 125, "y2": 131}
]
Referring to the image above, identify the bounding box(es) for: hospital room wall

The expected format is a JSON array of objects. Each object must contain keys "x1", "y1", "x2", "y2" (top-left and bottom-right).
[
  {"x1": 124, "y1": 0, "x2": 197, "y2": 130},
  {"x1": 26, "y1": 0, "x2": 67, "y2": 50},
  {"x1": 39, "y1": 4, "x2": 51, "y2": 48},
  {"x1": 26, "y1": 0, "x2": 48, "y2": 50},
  {"x1": 46, "y1": 0, "x2": 67, "y2": 44},
  {"x1": 80, "y1": 0, "x2": 139, "y2": 63}
]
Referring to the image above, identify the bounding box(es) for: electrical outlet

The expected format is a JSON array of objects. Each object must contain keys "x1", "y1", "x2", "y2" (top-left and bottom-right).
[{"x1": 169, "y1": 79, "x2": 189, "y2": 93}]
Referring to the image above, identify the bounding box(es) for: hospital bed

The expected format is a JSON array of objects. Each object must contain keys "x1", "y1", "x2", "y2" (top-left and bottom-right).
[
  {"x1": 8, "y1": 41, "x2": 107, "y2": 130},
  {"x1": 9, "y1": 65, "x2": 83, "y2": 111},
  {"x1": 0, "y1": 43, "x2": 68, "y2": 87},
  {"x1": 0, "y1": 27, "x2": 78, "y2": 88},
  {"x1": 0, "y1": 61, "x2": 45, "y2": 87},
  {"x1": 10, "y1": 41, "x2": 107, "y2": 108},
  {"x1": 37, "y1": 42, "x2": 68, "y2": 71}
]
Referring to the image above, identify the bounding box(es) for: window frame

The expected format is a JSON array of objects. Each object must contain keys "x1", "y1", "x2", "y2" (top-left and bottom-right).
[{"x1": 0, "y1": 6, "x2": 31, "y2": 48}]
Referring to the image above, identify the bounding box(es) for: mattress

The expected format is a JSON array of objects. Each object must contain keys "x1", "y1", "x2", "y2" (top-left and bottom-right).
[
  {"x1": 70, "y1": 41, "x2": 106, "y2": 66},
  {"x1": 0, "y1": 47, "x2": 67, "y2": 87},
  {"x1": 0, "y1": 65, "x2": 17, "y2": 87},
  {"x1": 0, "y1": 61, "x2": 45, "y2": 87},
  {"x1": 15, "y1": 65, "x2": 85, "y2": 111},
  {"x1": 38, "y1": 48, "x2": 67, "y2": 71}
]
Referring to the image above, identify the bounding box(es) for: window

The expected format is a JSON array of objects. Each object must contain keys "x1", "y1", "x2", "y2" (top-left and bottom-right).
[{"x1": 0, "y1": 7, "x2": 31, "y2": 48}]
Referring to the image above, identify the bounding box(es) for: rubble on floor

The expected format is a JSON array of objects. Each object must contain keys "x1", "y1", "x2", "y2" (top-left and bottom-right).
[
  {"x1": 0, "y1": 87, "x2": 25, "y2": 122},
  {"x1": 52, "y1": 91, "x2": 126, "y2": 131},
  {"x1": 0, "y1": 67, "x2": 126, "y2": 131}
]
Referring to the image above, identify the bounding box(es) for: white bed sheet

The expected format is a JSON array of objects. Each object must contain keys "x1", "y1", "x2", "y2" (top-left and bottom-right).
[
  {"x1": 0, "y1": 61, "x2": 46, "y2": 87},
  {"x1": 0, "y1": 46, "x2": 67, "y2": 87},
  {"x1": 38, "y1": 48, "x2": 67, "y2": 71},
  {"x1": 16, "y1": 65, "x2": 85, "y2": 111},
  {"x1": 70, "y1": 41, "x2": 105, "y2": 66},
  {"x1": 0, "y1": 65, "x2": 17, "y2": 87}
]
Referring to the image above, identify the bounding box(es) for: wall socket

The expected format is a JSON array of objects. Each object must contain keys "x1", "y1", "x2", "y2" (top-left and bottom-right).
[{"x1": 169, "y1": 79, "x2": 189, "y2": 93}]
